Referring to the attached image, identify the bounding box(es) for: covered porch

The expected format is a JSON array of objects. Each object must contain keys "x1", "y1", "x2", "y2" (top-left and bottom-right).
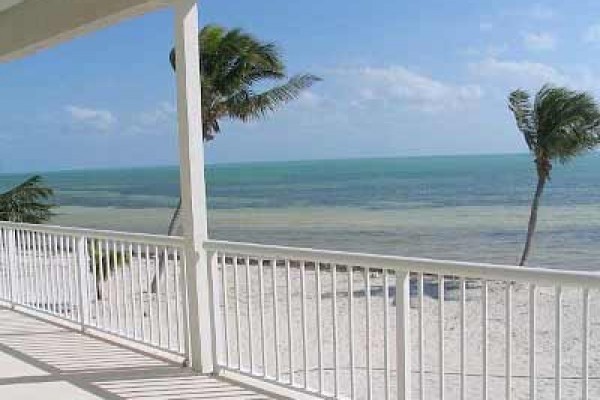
[{"x1": 2, "y1": 1, "x2": 600, "y2": 400}]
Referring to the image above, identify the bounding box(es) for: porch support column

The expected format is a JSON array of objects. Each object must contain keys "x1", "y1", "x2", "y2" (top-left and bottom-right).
[{"x1": 174, "y1": 0, "x2": 213, "y2": 373}]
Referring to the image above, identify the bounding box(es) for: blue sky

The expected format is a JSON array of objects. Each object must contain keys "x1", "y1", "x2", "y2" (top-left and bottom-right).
[{"x1": 2, "y1": 0, "x2": 600, "y2": 172}]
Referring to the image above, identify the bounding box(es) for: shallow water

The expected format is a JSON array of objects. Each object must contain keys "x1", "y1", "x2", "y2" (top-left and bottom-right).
[{"x1": 2, "y1": 153, "x2": 600, "y2": 270}]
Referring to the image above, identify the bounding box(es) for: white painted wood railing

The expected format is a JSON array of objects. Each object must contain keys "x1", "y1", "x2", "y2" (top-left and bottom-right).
[
  {"x1": 2, "y1": 221, "x2": 600, "y2": 399},
  {"x1": 0, "y1": 222, "x2": 188, "y2": 356},
  {"x1": 205, "y1": 239, "x2": 600, "y2": 400}
]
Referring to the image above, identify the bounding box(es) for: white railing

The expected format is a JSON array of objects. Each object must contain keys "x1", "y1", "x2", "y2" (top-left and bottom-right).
[
  {"x1": 205, "y1": 239, "x2": 600, "y2": 400},
  {"x1": 0, "y1": 222, "x2": 188, "y2": 356},
  {"x1": 2, "y1": 221, "x2": 600, "y2": 399}
]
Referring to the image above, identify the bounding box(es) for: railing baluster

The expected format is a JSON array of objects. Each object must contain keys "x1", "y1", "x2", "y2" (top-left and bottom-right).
[
  {"x1": 506, "y1": 281, "x2": 512, "y2": 400},
  {"x1": 129, "y1": 243, "x2": 136, "y2": 339},
  {"x1": 143, "y1": 244, "x2": 152, "y2": 343},
  {"x1": 333, "y1": 263, "x2": 339, "y2": 397},
  {"x1": 555, "y1": 286, "x2": 562, "y2": 400},
  {"x1": 20, "y1": 230, "x2": 27, "y2": 305},
  {"x1": 63, "y1": 236, "x2": 69, "y2": 318},
  {"x1": 483, "y1": 280, "x2": 488, "y2": 400},
  {"x1": 76, "y1": 235, "x2": 89, "y2": 330},
  {"x1": 90, "y1": 239, "x2": 98, "y2": 327},
  {"x1": 110, "y1": 240, "x2": 120, "y2": 332},
  {"x1": 315, "y1": 261, "x2": 323, "y2": 393},
  {"x1": 259, "y1": 258, "x2": 266, "y2": 377},
  {"x1": 300, "y1": 260, "x2": 308, "y2": 389},
  {"x1": 153, "y1": 245, "x2": 162, "y2": 346},
  {"x1": 419, "y1": 272, "x2": 425, "y2": 400},
  {"x1": 460, "y1": 277, "x2": 466, "y2": 400},
  {"x1": 366, "y1": 266, "x2": 372, "y2": 399},
  {"x1": 286, "y1": 259, "x2": 294, "y2": 386},
  {"x1": 163, "y1": 246, "x2": 172, "y2": 349},
  {"x1": 5, "y1": 229, "x2": 15, "y2": 305},
  {"x1": 384, "y1": 270, "x2": 390, "y2": 400},
  {"x1": 221, "y1": 254, "x2": 230, "y2": 368},
  {"x1": 121, "y1": 242, "x2": 129, "y2": 337},
  {"x1": 245, "y1": 256, "x2": 254, "y2": 373},
  {"x1": 23, "y1": 231, "x2": 30, "y2": 306},
  {"x1": 54, "y1": 235, "x2": 62, "y2": 317},
  {"x1": 439, "y1": 274, "x2": 445, "y2": 400},
  {"x1": 163, "y1": 245, "x2": 170, "y2": 348},
  {"x1": 233, "y1": 256, "x2": 242, "y2": 370},
  {"x1": 98, "y1": 240, "x2": 106, "y2": 328},
  {"x1": 207, "y1": 251, "x2": 221, "y2": 373},
  {"x1": 396, "y1": 270, "x2": 411, "y2": 400},
  {"x1": 106, "y1": 240, "x2": 114, "y2": 329},
  {"x1": 38, "y1": 233, "x2": 45, "y2": 310},
  {"x1": 25, "y1": 231, "x2": 32, "y2": 305},
  {"x1": 272, "y1": 258, "x2": 281, "y2": 382},
  {"x1": 43, "y1": 233, "x2": 51, "y2": 312},
  {"x1": 583, "y1": 288, "x2": 590, "y2": 400},
  {"x1": 136, "y1": 243, "x2": 145, "y2": 344},
  {"x1": 349, "y1": 265, "x2": 355, "y2": 399}
]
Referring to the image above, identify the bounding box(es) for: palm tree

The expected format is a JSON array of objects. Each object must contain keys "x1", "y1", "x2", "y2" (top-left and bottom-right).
[
  {"x1": 0, "y1": 175, "x2": 54, "y2": 223},
  {"x1": 151, "y1": 25, "x2": 320, "y2": 291},
  {"x1": 508, "y1": 84, "x2": 600, "y2": 266}
]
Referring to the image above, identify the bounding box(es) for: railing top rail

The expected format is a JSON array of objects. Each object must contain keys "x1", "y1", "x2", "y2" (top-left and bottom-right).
[
  {"x1": 205, "y1": 239, "x2": 600, "y2": 289},
  {"x1": 0, "y1": 221, "x2": 185, "y2": 247}
]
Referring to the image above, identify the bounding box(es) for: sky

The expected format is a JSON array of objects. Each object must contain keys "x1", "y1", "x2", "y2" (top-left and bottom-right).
[{"x1": 2, "y1": 0, "x2": 600, "y2": 172}]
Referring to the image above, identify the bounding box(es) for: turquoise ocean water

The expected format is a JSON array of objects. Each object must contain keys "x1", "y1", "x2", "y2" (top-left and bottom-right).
[{"x1": 1, "y1": 153, "x2": 600, "y2": 270}]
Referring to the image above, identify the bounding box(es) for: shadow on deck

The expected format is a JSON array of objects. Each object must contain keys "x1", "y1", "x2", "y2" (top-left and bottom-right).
[{"x1": 0, "y1": 307, "x2": 273, "y2": 399}]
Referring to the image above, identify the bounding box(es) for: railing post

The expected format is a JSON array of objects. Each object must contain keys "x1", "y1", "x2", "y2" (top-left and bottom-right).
[
  {"x1": 6, "y1": 228, "x2": 16, "y2": 307},
  {"x1": 396, "y1": 270, "x2": 411, "y2": 400},
  {"x1": 76, "y1": 236, "x2": 90, "y2": 330},
  {"x1": 207, "y1": 250, "x2": 222, "y2": 374}
]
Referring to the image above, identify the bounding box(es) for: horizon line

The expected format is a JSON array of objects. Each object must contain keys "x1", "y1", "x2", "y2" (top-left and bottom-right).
[{"x1": 0, "y1": 150, "x2": 574, "y2": 176}]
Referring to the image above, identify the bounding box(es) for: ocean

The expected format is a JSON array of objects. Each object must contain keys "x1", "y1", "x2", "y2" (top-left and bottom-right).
[{"x1": 1, "y1": 153, "x2": 600, "y2": 270}]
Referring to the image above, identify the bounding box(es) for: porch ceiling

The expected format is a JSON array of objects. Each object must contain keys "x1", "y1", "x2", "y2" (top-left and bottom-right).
[{"x1": 0, "y1": 0, "x2": 170, "y2": 62}]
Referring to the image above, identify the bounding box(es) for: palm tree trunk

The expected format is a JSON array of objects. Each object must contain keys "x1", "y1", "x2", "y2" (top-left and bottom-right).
[
  {"x1": 151, "y1": 198, "x2": 182, "y2": 293},
  {"x1": 519, "y1": 176, "x2": 546, "y2": 266}
]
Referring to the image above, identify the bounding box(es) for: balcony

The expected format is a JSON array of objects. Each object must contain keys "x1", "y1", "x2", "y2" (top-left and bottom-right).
[{"x1": 1, "y1": 221, "x2": 599, "y2": 399}]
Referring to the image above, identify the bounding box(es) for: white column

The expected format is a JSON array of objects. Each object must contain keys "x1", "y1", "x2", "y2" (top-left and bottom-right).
[{"x1": 174, "y1": 0, "x2": 214, "y2": 373}]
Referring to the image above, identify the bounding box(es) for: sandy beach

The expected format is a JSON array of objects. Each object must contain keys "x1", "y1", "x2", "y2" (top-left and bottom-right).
[{"x1": 214, "y1": 265, "x2": 600, "y2": 400}]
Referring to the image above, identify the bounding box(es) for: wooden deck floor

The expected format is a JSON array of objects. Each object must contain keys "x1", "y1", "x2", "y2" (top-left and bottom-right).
[{"x1": 0, "y1": 307, "x2": 275, "y2": 399}]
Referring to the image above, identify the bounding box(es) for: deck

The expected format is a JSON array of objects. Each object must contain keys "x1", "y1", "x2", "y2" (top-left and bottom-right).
[{"x1": 0, "y1": 307, "x2": 274, "y2": 400}]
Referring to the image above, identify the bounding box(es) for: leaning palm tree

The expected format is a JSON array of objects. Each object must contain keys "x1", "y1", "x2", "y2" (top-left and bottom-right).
[
  {"x1": 0, "y1": 175, "x2": 54, "y2": 223},
  {"x1": 151, "y1": 25, "x2": 320, "y2": 291},
  {"x1": 509, "y1": 84, "x2": 600, "y2": 266}
]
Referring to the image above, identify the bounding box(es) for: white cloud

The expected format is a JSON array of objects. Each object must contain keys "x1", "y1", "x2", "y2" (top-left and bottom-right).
[
  {"x1": 523, "y1": 32, "x2": 556, "y2": 51},
  {"x1": 527, "y1": 4, "x2": 555, "y2": 20},
  {"x1": 469, "y1": 58, "x2": 566, "y2": 87},
  {"x1": 65, "y1": 105, "x2": 116, "y2": 131},
  {"x1": 461, "y1": 44, "x2": 508, "y2": 58},
  {"x1": 335, "y1": 66, "x2": 482, "y2": 112},
  {"x1": 479, "y1": 22, "x2": 493, "y2": 32},
  {"x1": 137, "y1": 102, "x2": 176, "y2": 126},
  {"x1": 123, "y1": 102, "x2": 177, "y2": 135},
  {"x1": 584, "y1": 24, "x2": 600, "y2": 43}
]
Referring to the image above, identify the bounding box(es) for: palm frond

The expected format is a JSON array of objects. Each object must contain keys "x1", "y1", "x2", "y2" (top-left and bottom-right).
[
  {"x1": 169, "y1": 24, "x2": 321, "y2": 141},
  {"x1": 225, "y1": 74, "x2": 321, "y2": 121},
  {"x1": 0, "y1": 176, "x2": 54, "y2": 223},
  {"x1": 508, "y1": 89, "x2": 536, "y2": 150},
  {"x1": 534, "y1": 86, "x2": 600, "y2": 163}
]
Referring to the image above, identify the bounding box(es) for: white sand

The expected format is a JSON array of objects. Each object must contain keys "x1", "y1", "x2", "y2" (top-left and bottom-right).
[
  {"x1": 3, "y1": 248, "x2": 598, "y2": 399},
  {"x1": 216, "y1": 265, "x2": 600, "y2": 400}
]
